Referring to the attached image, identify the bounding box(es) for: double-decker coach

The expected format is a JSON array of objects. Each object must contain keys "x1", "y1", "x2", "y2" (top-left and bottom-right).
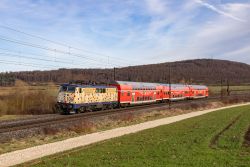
[
  {"x1": 189, "y1": 85, "x2": 209, "y2": 98},
  {"x1": 162, "y1": 84, "x2": 190, "y2": 101},
  {"x1": 112, "y1": 81, "x2": 162, "y2": 106}
]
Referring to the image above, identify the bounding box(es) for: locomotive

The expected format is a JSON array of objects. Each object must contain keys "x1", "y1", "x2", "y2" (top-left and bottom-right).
[{"x1": 56, "y1": 81, "x2": 209, "y2": 114}]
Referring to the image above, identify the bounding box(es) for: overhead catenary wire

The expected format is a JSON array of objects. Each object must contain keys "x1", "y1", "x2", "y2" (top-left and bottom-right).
[
  {"x1": 0, "y1": 48, "x2": 106, "y2": 67},
  {"x1": 0, "y1": 59, "x2": 62, "y2": 69},
  {"x1": 0, "y1": 52, "x2": 89, "y2": 68},
  {"x1": 0, "y1": 35, "x2": 125, "y2": 68},
  {"x1": 0, "y1": 24, "x2": 137, "y2": 65}
]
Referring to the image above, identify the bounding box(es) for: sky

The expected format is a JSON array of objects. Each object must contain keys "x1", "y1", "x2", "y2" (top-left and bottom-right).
[{"x1": 0, "y1": 0, "x2": 249, "y2": 72}]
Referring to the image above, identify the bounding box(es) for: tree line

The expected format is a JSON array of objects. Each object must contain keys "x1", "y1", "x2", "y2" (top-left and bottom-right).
[{"x1": 1, "y1": 59, "x2": 250, "y2": 86}]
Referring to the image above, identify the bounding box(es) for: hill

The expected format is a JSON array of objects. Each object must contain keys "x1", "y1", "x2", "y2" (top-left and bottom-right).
[{"x1": 1, "y1": 59, "x2": 250, "y2": 86}]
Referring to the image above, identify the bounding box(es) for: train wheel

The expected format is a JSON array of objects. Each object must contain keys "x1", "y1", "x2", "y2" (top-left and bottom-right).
[
  {"x1": 79, "y1": 106, "x2": 86, "y2": 113},
  {"x1": 106, "y1": 104, "x2": 113, "y2": 110},
  {"x1": 75, "y1": 109, "x2": 79, "y2": 114},
  {"x1": 63, "y1": 110, "x2": 70, "y2": 115}
]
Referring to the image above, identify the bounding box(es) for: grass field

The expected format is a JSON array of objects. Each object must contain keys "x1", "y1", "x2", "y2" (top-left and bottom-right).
[
  {"x1": 0, "y1": 115, "x2": 33, "y2": 121},
  {"x1": 208, "y1": 85, "x2": 250, "y2": 95},
  {"x1": 26, "y1": 105, "x2": 250, "y2": 167},
  {"x1": 0, "y1": 81, "x2": 58, "y2": 116}
]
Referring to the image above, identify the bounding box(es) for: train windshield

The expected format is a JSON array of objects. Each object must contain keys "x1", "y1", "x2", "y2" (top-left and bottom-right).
[{"x1": 59, "y1": 86, "x2": 76, "y2": 93}]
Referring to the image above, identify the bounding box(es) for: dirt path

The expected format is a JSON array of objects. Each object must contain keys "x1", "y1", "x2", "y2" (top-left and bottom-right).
[{"x1": 0, "y1": 103, "x2": 250, "y2": 167}]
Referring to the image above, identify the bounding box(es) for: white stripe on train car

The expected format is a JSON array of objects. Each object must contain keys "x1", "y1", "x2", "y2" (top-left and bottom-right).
[
  {"x1": 192, "y1": 96, "x2": 207, "y2": 99},
  {"x1": 120, "y1": 100, "x2": 157, "y2": 104},
  {"x1": 170, "y1": 97, "x2": 186, "y2": 101},
  {"x1": 130, "y1": 100, "x2": 156, "y2": 104}
]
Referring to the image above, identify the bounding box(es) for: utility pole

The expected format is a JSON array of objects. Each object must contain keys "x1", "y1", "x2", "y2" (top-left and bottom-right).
[
  {"x1": 227, "y1": 79, "x2": 230, "y2": 96},
  {"x1": 113, "y1": 67, "x2": 116, "y2": 81},
  {"x1": 169, "y1": 64, "x2": 171, "y2": 110},
  {"x1": 220, "y1": 78, "x2": 223, "y2": 100},
  {"x1": 71, "y1": 70, "x2": 74, "y2": 83}
]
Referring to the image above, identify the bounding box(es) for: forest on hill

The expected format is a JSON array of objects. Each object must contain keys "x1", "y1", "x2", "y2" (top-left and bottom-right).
[{"x1": 1, "y1": 59, "x2": 250, "y2": 86}]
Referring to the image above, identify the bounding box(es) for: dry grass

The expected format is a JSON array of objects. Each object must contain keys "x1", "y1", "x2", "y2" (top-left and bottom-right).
[
  {"x1": 209, "y1": 85, "x2": 250, "y2": 96},
  {"x1": 0, "y1": 115, "x2": 33, "y2": 121},
  {"x1": 0, "y1": 80, "x2": 58, "y2": 116},
  {"x1": 42, "y1": 127, "x2": 60, "y2": 136},
  {"x1": 68, "y1": 121, "x2": 97, "y2": 134}
]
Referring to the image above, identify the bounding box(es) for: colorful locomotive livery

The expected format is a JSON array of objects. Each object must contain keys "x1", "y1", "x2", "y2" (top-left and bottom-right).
[{"x1": 56, "y1": 81, "x2": 209, "y2": 114}]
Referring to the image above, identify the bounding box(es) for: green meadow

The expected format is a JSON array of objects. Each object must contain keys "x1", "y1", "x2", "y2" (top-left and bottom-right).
[{"x1": 26, "y1": 105, "x2": 250, "y2": 167}]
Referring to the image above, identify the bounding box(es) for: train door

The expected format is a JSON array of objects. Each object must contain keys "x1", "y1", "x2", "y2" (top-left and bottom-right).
[
  {"x1": 132, "y1": 92, "x2": 135, "y2": 102},
  {"x1": 80, "y1": 88, "x2": 84, "y2": 103}
]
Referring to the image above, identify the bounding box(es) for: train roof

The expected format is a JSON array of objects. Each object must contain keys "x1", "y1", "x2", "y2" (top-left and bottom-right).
[
  {"x1": 161, "y1": 83, "x2": 189, "y2": 90},
  {"x1": 114, "y1": 81, "x2": 161, "y2": 89},
  {"x1": 189, "y1": 85, "x2": 208, "y2": 89},
  {"x1": 115, "y1": 81, "x2": 191, "y2": 90},
  {"x1": 60, "y1": 83, "x2": 116, "y2": 89}
]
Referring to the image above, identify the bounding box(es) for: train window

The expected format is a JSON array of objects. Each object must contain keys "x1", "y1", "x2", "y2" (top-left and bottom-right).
[
  {"x1": 102, "y1": 88, "x2": 106, "y2": 93},
  {"x1": 96, "y1": 88, "x2": 100, "y2": 93},
  {"x1": 127, "y1": 91, "x2": 130, "y2": 96},
  {"x1": 157, "y1": 92, "x2": 159, "y2": 95},
  {"x1": 96, "y1": 88, "x2": 105, "y2": 93},
  {"x1": 59, "y1": 86, "x2": 67, "y2": 92},
  {"x1": 67, "y1": 86, "x2": 76, "y2": 92},
  {"x1": 137, "y1": 97, "x2": 139, "y2": 101}
]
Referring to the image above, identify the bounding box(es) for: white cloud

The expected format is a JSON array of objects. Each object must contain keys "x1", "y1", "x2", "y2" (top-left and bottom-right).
[
  {"x1": 195, "y1": 0, "x2": 246, "y2": 22},
  {"x1": 145, "y1": 0, "x2": 167, "y2": 15}
]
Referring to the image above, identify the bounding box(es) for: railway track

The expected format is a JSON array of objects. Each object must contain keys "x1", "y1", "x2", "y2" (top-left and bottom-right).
[{"x1": 0, "y1": 94, "x2": 249, "y2": 134}]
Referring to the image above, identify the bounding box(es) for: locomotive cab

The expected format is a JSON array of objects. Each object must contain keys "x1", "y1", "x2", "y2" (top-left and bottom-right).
[{"x1": 57, "y1": 84, "x2": 81, "y2": 114}]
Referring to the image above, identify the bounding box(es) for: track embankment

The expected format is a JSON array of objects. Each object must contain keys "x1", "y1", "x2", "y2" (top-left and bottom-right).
[{"x1": 0, "y1": 102, "x2": 249, "y2": 167}]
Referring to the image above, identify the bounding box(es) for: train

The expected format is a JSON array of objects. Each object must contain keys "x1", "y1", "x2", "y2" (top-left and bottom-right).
[{"x1": 56, "y1": 81, "x2": 209, "y2": 114}]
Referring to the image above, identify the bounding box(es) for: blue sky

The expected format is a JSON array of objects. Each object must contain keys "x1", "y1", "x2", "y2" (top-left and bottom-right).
[{"x1": 0, "y1": 0, "x2": 249, "y2": 72}]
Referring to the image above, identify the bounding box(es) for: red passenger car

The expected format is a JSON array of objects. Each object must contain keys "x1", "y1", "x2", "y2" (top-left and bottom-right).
[
  {"x1": 112, "y1": 81, "x2": 162, "y2": 106},
  {"x1": 188, "y1": 85, "x2": 209, "y2": 98},
  {"x1": 161, "y1": 84, "x2": 190, "y2": 101}
]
